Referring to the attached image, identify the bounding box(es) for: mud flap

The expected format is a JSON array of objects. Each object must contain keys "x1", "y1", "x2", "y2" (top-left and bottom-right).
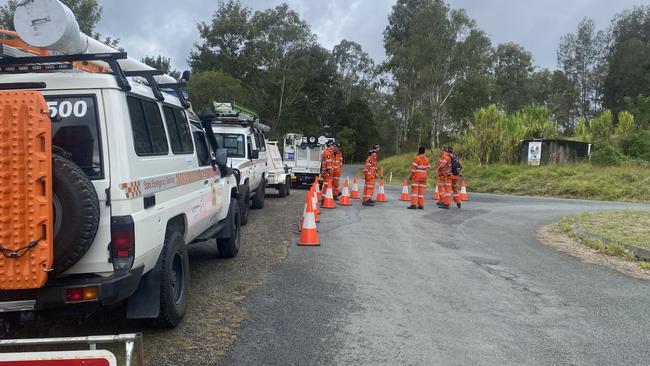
[{"x1": 126, "y1": 254, "x2": 162, "y2": 319}]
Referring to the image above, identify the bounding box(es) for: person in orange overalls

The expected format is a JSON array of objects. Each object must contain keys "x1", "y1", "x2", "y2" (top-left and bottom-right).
[
  {"x1": 320, "y1": 141, "x2": 335, "y2": 198},
  {"x1": 332, "y1": 142, "x2": 343, "y2": 197},
  {"x1": 447, "y1": 146, "x2": 463, "y2": 209},
  {"x1": 362, "y1": 144, "x2": 380, "y2": 207},
  {"x1": 437, "y1": 146, "x2": 453, "y2": 209},
  {"x1": 408, "y1": 147, "x2": 430, "y2": 210}
]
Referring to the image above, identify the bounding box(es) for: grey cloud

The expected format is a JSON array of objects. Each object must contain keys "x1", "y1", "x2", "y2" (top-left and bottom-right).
[{"x1": 94, "y1": 0, "x2": 650, "y2": 72}]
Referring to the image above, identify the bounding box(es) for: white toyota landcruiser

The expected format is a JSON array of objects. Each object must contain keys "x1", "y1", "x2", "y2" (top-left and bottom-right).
[
  {"x1": 0, "y1": 50, "x2": 241, "y2": 330},
  {"x1": 209, "y1": 102, "x2": 270, "y2": 225}
]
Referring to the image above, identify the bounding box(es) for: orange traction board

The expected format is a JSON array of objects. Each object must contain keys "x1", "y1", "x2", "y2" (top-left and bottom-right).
[{"x1": 0, "y1": 90, "x2": 53, "y2": 290}]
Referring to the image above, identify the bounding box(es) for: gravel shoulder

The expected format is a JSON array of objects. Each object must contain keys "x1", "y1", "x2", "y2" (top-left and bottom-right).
[{"x1": 10, "y1": 190, "x2": 303, "y2": 365}]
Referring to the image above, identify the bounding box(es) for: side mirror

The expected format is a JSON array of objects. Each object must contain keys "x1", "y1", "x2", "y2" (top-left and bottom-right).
[
  {"x1": 251, "y1": 149, "x2": 260, "y2": 160},
  {"x1": 215, "y1": 148, "x2": 228, "y2": 167}
]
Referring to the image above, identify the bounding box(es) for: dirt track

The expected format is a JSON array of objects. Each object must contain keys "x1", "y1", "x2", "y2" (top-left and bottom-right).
[{"x1": 11, "y1": 190, "x2": 303, "y2": 365}]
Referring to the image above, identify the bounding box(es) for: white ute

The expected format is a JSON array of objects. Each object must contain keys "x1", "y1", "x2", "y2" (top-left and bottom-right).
[
  {"x1": 0, "y1": 0, "x2": 241, "y2": 330},
  {"x1": 208, "y1": 102, "x2": 270, "y2": 225}
]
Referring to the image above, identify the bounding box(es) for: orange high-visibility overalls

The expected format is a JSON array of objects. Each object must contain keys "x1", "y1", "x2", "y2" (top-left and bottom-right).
[
  {"x1": 332, "y1": 150, "x2": 343, "y2": 196},
  {"x1": 320, "y1": 147, "x2": 335, "y2": 197},
  {"x1": 362, "y1": 153, "x2": 378, "y2": 203},
  {"x1": 437, "y1": 151, "x2": 453, "y2": 206},
  {"x1": 410, "y1": 154, "x2": 430, "y2": 207},
  {"x1": 449, "y1": 154, "x2": 462, "y2": 205}
]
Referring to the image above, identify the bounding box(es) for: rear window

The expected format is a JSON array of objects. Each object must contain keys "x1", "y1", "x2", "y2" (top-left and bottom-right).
[
  {"x1": 215, "y1": 133, "x2": 245, "y2": 158},
  {"x1": 127, "y1": 96, "x2": 169, "y2": 156},
  {"x1": 46, "y1": 95, "x2": 103, "y2": 179}
]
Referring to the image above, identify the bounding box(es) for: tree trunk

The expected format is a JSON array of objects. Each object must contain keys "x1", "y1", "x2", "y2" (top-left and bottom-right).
[{"x1": 276, "y1": 73, "x2": 286, "y2": 128}]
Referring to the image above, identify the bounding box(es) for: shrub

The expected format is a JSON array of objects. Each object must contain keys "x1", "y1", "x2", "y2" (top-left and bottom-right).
[
  {"x1": 591, "y1": 143, "x2": 624, "y2": 166},
  {"x1": 621, "y1": 130, "x2": 650, "y2": 161},
  {"x1": 590, "y1": 110, "x2": 614, "y2": 143}
]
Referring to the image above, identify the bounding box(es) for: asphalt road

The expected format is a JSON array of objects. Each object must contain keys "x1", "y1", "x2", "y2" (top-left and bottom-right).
[{"x1": 221, "y1": 168, "x2": 650, "y2": 365}]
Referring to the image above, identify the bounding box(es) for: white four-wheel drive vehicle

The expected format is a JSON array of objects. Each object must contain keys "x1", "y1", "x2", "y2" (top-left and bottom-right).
[
  {"x1": 0, "y1": 0, "x2": 241, "y2": 331},
  {"x1": 265, "y1": 141, "x2": 292, "y2": 197},
  {"x1": 210, "y1": 102, "x2": 271, "y2": 225}
]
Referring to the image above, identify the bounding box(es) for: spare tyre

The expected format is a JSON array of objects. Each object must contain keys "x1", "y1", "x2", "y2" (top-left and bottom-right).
[{"x1": 52, "y1": 153, "x2": 100, "y2": 275}]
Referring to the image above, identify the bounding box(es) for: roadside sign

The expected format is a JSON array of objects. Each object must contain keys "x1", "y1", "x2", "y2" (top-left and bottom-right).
[
  {"x1": 0, "y1": 350, "x2": 117, "y2": 365},
  {"x1": 528, "y1": 141, "x2": 542, "y2": 166}
]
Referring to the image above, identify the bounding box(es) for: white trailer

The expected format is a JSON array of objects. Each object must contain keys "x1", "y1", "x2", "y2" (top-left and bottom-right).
[{"x1": 283, "y1": 133, "x2": 333, "y2": 187}]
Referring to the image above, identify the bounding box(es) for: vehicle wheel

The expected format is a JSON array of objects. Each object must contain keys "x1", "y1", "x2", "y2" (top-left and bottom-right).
[
  {"x1": 285, "y1": 177, "x2": 291, "y2": 196},
  {"x1": 251, "y1": 180, "x2": 266, "y2": 209},
  {"x1": 157, "y1": 230, "x2": 189, "y2": 328},
  {"x1": 278, "y1": 180, "x2": 288, "y2": 198},
  {"x1": 239, "y1": 184, "x2": 250, "y2": 226},
  {"x1": 217, "y1": 197, "x2": 241, "y2": 258},
  {"x1": 52, "y1": 153, "x2": 100, "y2": 275}
]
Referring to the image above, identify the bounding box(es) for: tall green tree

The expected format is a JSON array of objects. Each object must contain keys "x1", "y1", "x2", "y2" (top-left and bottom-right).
[
  {"x1": 494, "y1": 42, "x2": 534, "y2": 113},
  {"x1": 141, "y1": 55, "x2": 181, "y2": 80},
  {"x1": 187, "y1": 71, "x2": 249, "y2": 112},
  {"x1": 332, "y1": 39, "x2": 376, "y2": 105},
  {"x1": 558, "y1": 18, "x2": 607, "y2": 122},
  {"x1": 246, "y1": 4, "x2": 318, "y2": 131},
  {"x1": 189, "y1": 0, "x2": 252, "y2": 79},
  {"x1": 384, "y1": 0, "x2": 492, "y2": 150},
  {"x1": 603, "y1": 6, "x2": 650, "y2": 118}
]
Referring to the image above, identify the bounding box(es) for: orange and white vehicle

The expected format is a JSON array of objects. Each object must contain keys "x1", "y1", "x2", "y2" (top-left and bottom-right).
[
  {"x1": 210, "y1": 102, "x2": 270, "y2": 225},
  {"x1": 0, "y1": 0, "x2": 241, "y2": 330}
]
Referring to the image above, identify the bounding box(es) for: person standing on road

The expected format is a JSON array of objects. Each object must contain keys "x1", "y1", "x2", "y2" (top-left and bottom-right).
[
  {"x1": 362, "y1": 144, "x2": 380, "y2": 207},
  {"x1": 408, "y1": 147, "x2": 431, "y2": 210},
  {"x1": 437, "y1": 146, "x2": 453, "y2": 210},
  {"x1": 332, "y1": 142, "x2": 343, "y2": 197},
  {"x1": 447, "y1": 146, "x2": 463, "y2": 209},
  {"x1": 320, "y1": 141, "x2": 335, "y2": 199}
]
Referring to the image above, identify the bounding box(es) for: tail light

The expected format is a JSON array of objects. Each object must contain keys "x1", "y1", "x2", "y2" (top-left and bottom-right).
[{"x1": 110, "y1": 216, "x2": 135, "y2": 270}]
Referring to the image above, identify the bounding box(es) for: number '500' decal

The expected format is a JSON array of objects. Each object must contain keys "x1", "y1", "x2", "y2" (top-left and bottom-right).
[{"x1": 47, "y1": 100, "x2": 88, "y2": 118}]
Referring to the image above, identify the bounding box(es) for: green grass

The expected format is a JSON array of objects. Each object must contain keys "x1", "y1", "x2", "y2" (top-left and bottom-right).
[
  {"x1": 558, "y1": 211, "x2": 650, "y2": 268},
  {"x1": 380, "y1": 153, "x2": 650, "y2": 202},
  {"x1": 577, "y1": 211, "x2": 650, "y2": 250}
]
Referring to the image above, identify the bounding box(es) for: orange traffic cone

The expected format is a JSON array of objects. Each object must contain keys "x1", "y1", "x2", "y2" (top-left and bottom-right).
[
  {"x1": 400, "y1": 180, "x2": 410, "y2": 201},
  {"x1": 376, "y1": 179, "x2": 387, "y2": 202},
  {"x1": 461, "y1": 181, "x2": 469, "y2": 201},
  {"x1": 298, "y1": 193, "x2": 320, "y2": 246},
  {"x1": 433, "y1": 184, "x2": 440, "y2": 201},
  {"x1": 339, "y1": 178, "x2": 351, "y2": 206},
  {"x1": 311, "y1": 185, "x2": 320, "y2": 222},
  {"x1": 351, "y1": 177, "x2": 360, "y2": 199},
  {"x1": 314, "y1": 180, "x2": 322, "y2": 201},
  {"x1": 322, "y1": 179, "x2": 336, "y2": 209}
]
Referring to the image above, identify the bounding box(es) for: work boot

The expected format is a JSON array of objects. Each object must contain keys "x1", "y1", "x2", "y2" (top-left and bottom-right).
[
  {"x1": 407, "y1": 205, "x2": 417, "y2": 210},
  {"x1": 362, "y1": 201, "x2": 375, "y2": 207},
  {"x1": 457, "y1": 203, "x2": 462, "y2": 209},
  {"x1": 369, "y1": 199, "x2": 376, "y2": 204},
  {"x1": 438, "y1": 204, "x2": 450, "y2": 210},
  {"x1": 417, "y1": 206, "x2": 424, "y2": 210},
  {"x1": 436, "y1": 202, "x2": 445, "y2": 206},
  {"x1": 334, "y1": 195, "x2": 339, "y2": 201}
]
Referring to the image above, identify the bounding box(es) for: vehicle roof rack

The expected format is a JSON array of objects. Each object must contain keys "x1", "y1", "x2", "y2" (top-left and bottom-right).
[
  {"x1": 0, "y1": 52, "x2": 131, "y2": 92},
  {"x1": 0, "y1": 51, "x2": 191, "y2": 109}
]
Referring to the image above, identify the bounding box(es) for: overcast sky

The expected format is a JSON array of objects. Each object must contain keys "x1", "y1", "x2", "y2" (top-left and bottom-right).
[{"x1": 95, "y1": 0, "x2": 650, "y2": 72}]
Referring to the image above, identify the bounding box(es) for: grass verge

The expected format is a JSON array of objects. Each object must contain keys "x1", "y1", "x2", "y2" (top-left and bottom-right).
[
  {"x1": 380, "y1": 153, "x2": 650, "y2": 202},
  {"x1": 557, "y1": 211, "x2": 650, "y2": 270}
]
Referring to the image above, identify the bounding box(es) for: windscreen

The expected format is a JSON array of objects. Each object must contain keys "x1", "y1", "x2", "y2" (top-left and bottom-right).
[{"x1": 215, "y1": 133, "x2": 246, "y2": 158}]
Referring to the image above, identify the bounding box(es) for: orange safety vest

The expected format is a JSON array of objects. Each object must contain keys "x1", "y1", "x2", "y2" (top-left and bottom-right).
[
  {"x1": 321, "y1": 147, "x2": 335, "y2": 175},
  {"x1": 437, "y1": 151, "x2": 452, "y2": 176},
  {"x1": 411, "y1": 154, "x2": 431, "y2": 180},
  {"x1": 363, "y1": 153, "x2": 378, "y2": 179},
  {"x1": 333, "y1": 151, "x2": 343, "y2": 174}
]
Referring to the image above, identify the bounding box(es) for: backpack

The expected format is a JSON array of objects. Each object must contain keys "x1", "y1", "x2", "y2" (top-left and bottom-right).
[{"x1": 451, "y1": 154, "x2": 462, "y2": 175}]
